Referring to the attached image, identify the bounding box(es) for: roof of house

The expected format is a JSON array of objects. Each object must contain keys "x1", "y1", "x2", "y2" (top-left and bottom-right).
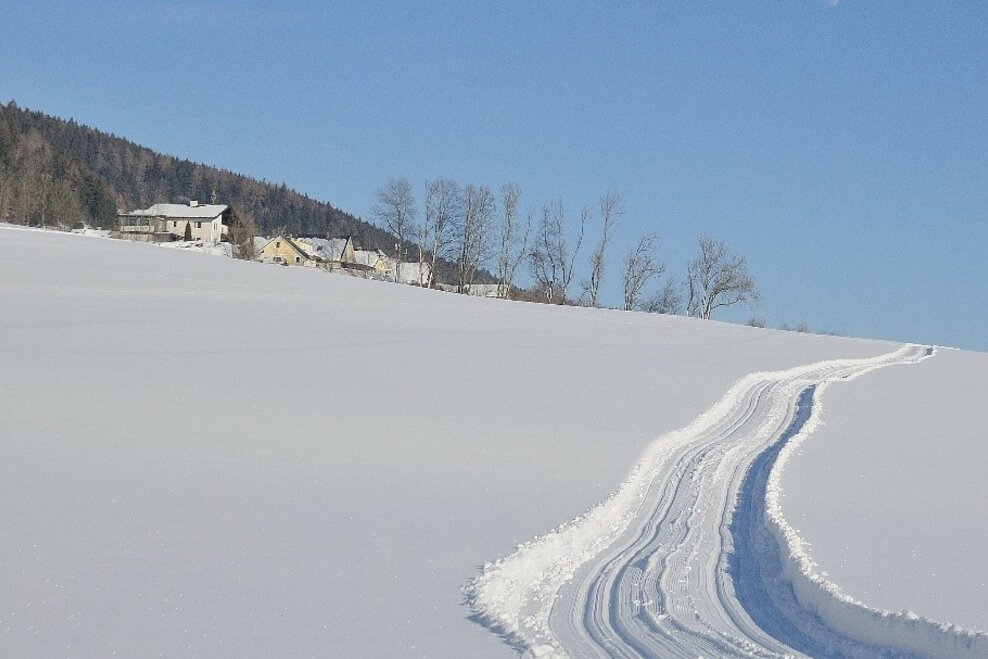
[
  {"x1": 127, "y1": 203, "x2": 229, "y2": 220},
  {"x1": 296, "y1": 237, "x2": 352, "y2": 262}
]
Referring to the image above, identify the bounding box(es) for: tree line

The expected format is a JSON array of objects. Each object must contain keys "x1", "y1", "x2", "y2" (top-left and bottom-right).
[
  {"x1": 0, "y1": 101, "x2": 761, "y2": 322},
  {"x1": 0, "y1": 101, "x2": 405, "y2": 255},
  {"x1": 371, "y1": 177, "x2": 759, "y2": 319}
]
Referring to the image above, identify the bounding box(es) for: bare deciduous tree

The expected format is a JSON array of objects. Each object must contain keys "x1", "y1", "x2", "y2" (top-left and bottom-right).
[
  {"x1": 584, "y1": 191, "x2": 624, "y2": 307},
  {"x1": 457, "y1": 184, "x2": 496, "y2": 292},
  {"x1": 414, "y1": 218, "x2": 430, "y2": 281},
  {"x1": 0, "y1": 139, "x2": 24, "y2": 222},
  {"x1": 371, "y1": 177, "x2": 417, "y2": 283},
  {"x1": 645, "y1": 278, "x2": 683, "y2": 315},
  {"x1": 49, "y1": 179, "x2": 87, "y2": 228},
  {"x1": 622, "y1": 232, "x2": 664, "y2": 311},
  {"x1": 228, "y1": 208, "x2": 257, "y2": 260},
  {"x1": 686, "y1": 235, "x2": 759, "y2": 319},
  {"x1": 423, "y1": 177, "x2": 463, "y2": 288},
  {"x1": 496, "y1": 182, "x2": 530, "y2": 299},
  {"x1": 529, "y1": 199, "x2": 585, "y2": 304}
]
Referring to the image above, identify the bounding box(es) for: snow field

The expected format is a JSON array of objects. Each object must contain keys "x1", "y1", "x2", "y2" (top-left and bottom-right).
[
  {"x1": 6, "y1": 226, "x2": 982, "y2": 657},
  {"x1": 0, "y1": 227, "x2": 893, "y2": 657}
]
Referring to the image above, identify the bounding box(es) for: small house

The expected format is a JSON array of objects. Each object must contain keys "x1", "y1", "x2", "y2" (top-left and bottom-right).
[{"x1": 257, "y1": 235, "x2": 318, "y2": 266}]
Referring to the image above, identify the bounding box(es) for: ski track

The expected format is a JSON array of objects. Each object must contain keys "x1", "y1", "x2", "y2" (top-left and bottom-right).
[{"x1": 465, "y1": 344, "x2": 988, "y2": 658}]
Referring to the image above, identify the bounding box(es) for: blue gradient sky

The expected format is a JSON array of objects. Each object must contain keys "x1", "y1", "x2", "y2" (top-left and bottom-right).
[{"x1": 2, "y1": 1, "x2": 985, "y2": 350}]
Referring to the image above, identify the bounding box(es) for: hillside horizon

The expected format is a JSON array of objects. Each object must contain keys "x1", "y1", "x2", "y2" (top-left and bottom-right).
[{"x1": 0, "y1": 100, "x2": 404, "y2": 251}]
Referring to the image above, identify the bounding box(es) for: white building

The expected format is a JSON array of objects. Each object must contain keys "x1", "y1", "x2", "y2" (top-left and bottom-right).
[
  {"x1": 392, "y1": 261, "x2": 432, "y2": 286},
  {"x1": 120, "y1": 201, "x2": 230, "y2": 243},
  {"x1": 438, "y1": 282, "x2": 500, "y2": 297}
]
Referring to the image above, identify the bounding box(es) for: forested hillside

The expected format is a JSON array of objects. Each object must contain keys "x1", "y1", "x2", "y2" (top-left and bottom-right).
[{"x1": 0, "y1": 101, "x2": 395, "y2": 250}]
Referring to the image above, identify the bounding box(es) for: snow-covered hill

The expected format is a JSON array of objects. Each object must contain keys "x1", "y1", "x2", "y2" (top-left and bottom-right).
[{"x1": 1, "y1": 226, "x2": 983, "y2": 657}]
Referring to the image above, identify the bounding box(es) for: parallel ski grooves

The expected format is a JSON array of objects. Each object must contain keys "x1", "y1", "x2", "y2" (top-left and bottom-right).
[{"x1": 466, "y1": 345, "x2": 938, "y2": 658}]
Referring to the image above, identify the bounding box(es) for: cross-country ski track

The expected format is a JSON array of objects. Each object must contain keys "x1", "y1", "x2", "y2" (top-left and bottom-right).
[{"x1": 466, "y1": 344, "x2": 988, "y2": 658}]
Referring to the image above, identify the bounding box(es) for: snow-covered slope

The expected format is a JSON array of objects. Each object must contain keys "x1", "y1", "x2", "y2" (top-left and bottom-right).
[
  {"x1": 469, "y1": 345, "x2": 936, "y2": 658},
  {"x1": 2, "y1": 226, "x2": 979, "y2": 657},
  {"x1": 778, "y1": 347, "x2": 988, "y2": 636}
]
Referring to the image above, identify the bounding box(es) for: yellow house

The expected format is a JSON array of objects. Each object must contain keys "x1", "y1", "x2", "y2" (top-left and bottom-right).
[{"x1": 257, "y1": 235, "x2": 318, "y2": 266}]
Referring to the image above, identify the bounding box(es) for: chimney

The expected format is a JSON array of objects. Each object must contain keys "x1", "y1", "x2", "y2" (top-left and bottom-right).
[{"x1": 189, "y1": 199, "x2": 199, "y2": 207}]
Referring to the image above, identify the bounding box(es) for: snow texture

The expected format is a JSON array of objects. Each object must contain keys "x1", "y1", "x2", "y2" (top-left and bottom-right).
[
  {"x1": 467, "y1": 345, "x2": 956, "y2": 657},
  {"x1": 1, "y1": 226, "x2": 981, "y2": 657},
  {"x1": 773, "y1": 347, "x2": 988, "y2": 656}
]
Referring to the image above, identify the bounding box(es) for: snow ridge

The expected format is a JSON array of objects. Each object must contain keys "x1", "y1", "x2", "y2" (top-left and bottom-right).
[
  {"x1": 765, "y1": 348, "x2": 988, "y2": 659},
  {"x1": 464, "y1": 344, "x2": 972, "y2": 658}
]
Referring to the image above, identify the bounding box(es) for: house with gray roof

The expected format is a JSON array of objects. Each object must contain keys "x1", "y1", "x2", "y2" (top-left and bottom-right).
[
  {"x1": 119, "y1": 200, "x2": 230, "y2": 243},
  {"x1": 295, "y1": 237, "x2": 356, "y2": 266}
]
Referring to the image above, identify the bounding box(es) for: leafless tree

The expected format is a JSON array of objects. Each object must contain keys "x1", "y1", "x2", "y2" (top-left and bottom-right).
[
  {"x1": 457, "y1": 184, "x2": 496, "y2": 292},
  {"x1": 496, "y1": 182, "x2": 530, "y2": 299},
  {"x1": 0, "y1": 140, "x2": 24, "y2": 222},
  {"x1": 622, "y1": 232, "x2": 664, "y2": 310},
  {"x1": 424, "y1": 177, "x2": 463, "y2": 287},
  {"x1": 38, "y1": 175, "x2": 85, "y2": 229},
  {"x1": 414, "y1": 219, "x2": 429, "y2": 280},
  {"x1": 584, "y1": 191, "x2": 624, "y2": 307},
  {"x1": 371, "y1": 177, "x2": 417, "y2": 283},
  {"x1": 529, "y1": 199, "x2": 585, "y2": 304},
  {"x1": 644, "y1": 278, "x2": 683, "y2": 314},
  {"x1": 228, "y1": 208, "x2": 257, "y2": 260},
  {"x1": 686, "y1": 235, "x2": 759, "y2": 319},
  {"x1": 18, "y1": 153, "x2": 55, "y2": 227},
  {"x1": 529, "y1": 205, "x2": 561, "y2": 303}
]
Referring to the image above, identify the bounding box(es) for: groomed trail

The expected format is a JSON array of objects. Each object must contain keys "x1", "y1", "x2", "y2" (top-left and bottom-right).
[{"x1": 466, "y1": 344, "x2": 988, "y2": 658}]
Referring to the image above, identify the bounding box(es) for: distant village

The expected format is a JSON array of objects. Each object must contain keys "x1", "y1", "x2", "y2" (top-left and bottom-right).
[{"x1": 114, "y1": 199, "x2": 499, "y2": 296}]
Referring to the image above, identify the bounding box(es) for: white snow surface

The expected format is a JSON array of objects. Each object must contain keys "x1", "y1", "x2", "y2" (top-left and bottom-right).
[
  {"x1": 155, "y1": 238, "x2": 234, "y2": 257},
  {"x1": 470, "y1": 344, "x2": 957, "y2": 658},
  {"x1": 2, "y1": 226, "x2": 978, "y2": 657},
  {"x1": 778, "y1": 348, "x2": 988, "y2": 636}
]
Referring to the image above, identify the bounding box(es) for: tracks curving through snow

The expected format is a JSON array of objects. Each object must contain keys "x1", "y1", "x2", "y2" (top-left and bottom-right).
[{"x1": 465, "y1": 344, "x2": 970, "y2": 658}]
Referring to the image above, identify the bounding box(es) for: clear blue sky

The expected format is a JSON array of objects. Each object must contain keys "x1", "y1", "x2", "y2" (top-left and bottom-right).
[{"x1": 2, "y1": 1, "x2": 985, "y2": 350}]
